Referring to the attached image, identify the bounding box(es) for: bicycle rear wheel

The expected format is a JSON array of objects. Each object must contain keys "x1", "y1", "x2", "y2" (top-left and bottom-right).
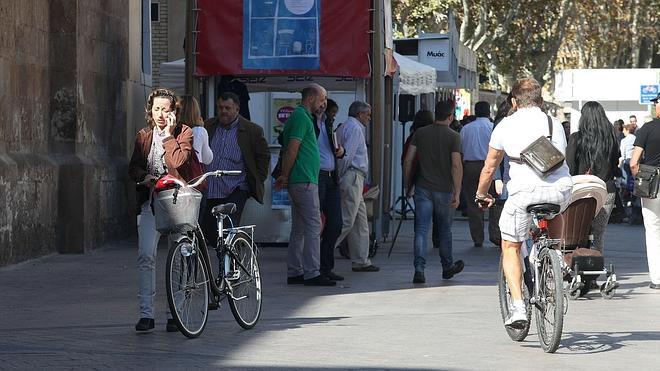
[
  {"x1": 534, "y1": 247, "x2": 564, "y2": 353},
  {"x1": 498, "y1": 255, "x2": 532, "y2": 341},
  {"x1": 166, "y1": 240, "x2": 209, "y2": 338},
  {"x1": 227, "y1": 231, "x2": 262, "y2": 329}
]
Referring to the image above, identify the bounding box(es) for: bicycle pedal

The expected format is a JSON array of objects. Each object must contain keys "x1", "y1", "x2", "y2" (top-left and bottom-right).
[
  {"x1": 226, "y1": 271, "x2": 240, "y2": 280},
  {"x1": 208, "y1": 302, "x2": 220, "y2": 311}
]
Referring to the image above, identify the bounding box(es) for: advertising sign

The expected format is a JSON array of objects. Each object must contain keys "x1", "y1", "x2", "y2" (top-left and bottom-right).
[
  {"x1": 243, "y1": 0, "x2": 320, "y2": 70},
  {"x1": 271, "y1": 97, "x2": 301, "y2": 144},
  {"x1": 196, "y1": 0, "x2": 370, "y2": 77},
  {"x1": 640, "y1": 84, "x2": 659, "y2": 104},
  {"x1": 418, "y1": 38, "x2": 450, "y2": 72}
]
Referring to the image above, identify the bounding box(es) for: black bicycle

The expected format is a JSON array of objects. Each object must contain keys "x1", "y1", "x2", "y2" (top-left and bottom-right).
[{"x1": 153, "y1": 170, "x2": 262, "y2": 338}]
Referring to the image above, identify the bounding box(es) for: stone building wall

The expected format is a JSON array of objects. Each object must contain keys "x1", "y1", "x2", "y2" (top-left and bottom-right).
[
  {"x1": 151, "y1": 0, "x2": 169, "y2": 88},
  {"x1": 0, "y1": 0, "x2": 133, "y2": 267}
]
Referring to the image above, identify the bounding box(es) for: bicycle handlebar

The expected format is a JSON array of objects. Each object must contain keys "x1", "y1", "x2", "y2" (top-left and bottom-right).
[
  {"x1": 136, "y1": 170, "x2": 242, "y2": 189},
  {"x1": 186, "y1": 170, "x2": 242, "y2": 188}
]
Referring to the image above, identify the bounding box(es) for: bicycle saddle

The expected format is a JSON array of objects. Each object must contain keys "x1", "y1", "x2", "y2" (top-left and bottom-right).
[
  {"x1": 526, "y1": 203, "x2": 561, "y2": 215},
  {"x1": 212, "y1": 203, "x2": 237, "y2": 216}
]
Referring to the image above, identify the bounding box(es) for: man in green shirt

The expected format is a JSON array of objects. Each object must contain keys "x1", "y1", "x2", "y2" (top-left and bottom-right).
[{"x1": 276, "y1": 84, "x2": 335, "y2": 286}]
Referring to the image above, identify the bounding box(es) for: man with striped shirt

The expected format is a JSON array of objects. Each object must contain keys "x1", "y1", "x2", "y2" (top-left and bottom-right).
[{"x1": 202, "y1": 92, "x2": 270, "y2": 246}]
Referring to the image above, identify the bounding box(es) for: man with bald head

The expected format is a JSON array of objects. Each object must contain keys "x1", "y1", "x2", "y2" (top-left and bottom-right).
[{"x1": 276, "y1": 84, "x2": 336, "y2": 286}]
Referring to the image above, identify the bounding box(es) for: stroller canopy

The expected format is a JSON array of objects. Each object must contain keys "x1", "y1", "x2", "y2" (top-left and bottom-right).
[{"x1": 570, "y1": 175, "x2": 608, "y2": 212}]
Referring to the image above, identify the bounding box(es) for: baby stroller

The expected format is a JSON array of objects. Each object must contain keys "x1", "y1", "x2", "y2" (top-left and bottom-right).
[{"x1": 548, "y1": 175, "x2": 619, "y2": 299}]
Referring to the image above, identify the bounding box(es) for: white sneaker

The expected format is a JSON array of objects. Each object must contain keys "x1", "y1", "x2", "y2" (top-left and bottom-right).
[{"x1": 505, "y1": 305, "x2": 528, "y2": 329}]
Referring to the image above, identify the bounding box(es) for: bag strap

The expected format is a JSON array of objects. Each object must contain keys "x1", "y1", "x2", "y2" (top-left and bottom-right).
[{"x1": 509, "y1": 115, "x2": 554, "y2": 164}]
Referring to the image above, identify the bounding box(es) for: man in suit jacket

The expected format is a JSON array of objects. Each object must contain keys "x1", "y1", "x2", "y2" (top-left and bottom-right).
[{"x1": 202, "y1": 92, "x2": 270, "y2": 245}]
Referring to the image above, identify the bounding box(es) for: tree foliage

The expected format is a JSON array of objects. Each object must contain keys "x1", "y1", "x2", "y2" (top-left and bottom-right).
[{"x1": 391, "y1": 0, "x2": 659, "y2": 92}]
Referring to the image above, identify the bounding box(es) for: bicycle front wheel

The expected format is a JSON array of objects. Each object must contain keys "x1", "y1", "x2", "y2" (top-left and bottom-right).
[
  {"x1": 534, "y1": 247, "x2": 565, "y2": 353},
  {"x1": 166, "y1": 240, "x2": 209, "y2": 338},
  {"x1": 498, "y1": 255, "x2": 532, "y2": 341},
  {"x1": 227, "y1": 231, "x2": 262, "y2": 329}
]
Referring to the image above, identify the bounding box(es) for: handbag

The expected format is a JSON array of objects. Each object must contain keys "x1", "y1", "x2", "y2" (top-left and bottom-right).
[
  {"x1": 633, "y1": 163, "x2": 660, "y2": 199},
  {"x1": 510, "y1": 115, "x2": 565, "y2": 177}
]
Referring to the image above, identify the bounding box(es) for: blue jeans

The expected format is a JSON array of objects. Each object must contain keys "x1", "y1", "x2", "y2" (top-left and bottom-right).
[{"x1": 413, "y1": 186, "x2": 454, "y2": 272}]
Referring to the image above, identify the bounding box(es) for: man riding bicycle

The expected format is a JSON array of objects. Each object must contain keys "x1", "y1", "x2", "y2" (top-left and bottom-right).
[{"x1": 475, "y1": 78, "x2": 573, "y2": 328}]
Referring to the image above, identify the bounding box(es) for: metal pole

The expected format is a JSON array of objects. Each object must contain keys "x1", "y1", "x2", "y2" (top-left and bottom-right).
[{"x1": 371, "y1": 0, "x2": 385, "y2": 241}]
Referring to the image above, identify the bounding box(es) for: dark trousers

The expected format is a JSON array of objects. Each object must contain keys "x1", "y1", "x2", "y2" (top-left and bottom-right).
[
  {"x1": 200, "y1": 188, "x2": 249, "y2": 248},
  {"x1": 318, "y1": 171, "x2": 342, "y2": 274},
  {"x1": 463, "y1": 160, "x2": 498, "y2": 245}
]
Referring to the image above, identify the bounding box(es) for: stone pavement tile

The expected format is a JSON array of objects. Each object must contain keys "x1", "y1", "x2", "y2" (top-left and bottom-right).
[{"x1": 1, "y1": 221, "x2": 659, "y2": 369}]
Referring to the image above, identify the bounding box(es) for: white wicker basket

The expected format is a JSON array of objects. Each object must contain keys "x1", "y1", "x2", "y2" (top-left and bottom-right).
[{"x1": 153, "y1": 187, "x2": 202, "y2": 233}]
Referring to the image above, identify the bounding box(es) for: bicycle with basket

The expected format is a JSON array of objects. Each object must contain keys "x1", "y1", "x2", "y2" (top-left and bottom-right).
[{"x1": 152, "y1": 170, "x2": 262, "y2": 338}]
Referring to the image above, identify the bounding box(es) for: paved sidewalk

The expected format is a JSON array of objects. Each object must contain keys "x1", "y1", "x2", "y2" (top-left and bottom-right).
[{"x1": 1, "y1": 219, "x2": 659, "y2": 370}]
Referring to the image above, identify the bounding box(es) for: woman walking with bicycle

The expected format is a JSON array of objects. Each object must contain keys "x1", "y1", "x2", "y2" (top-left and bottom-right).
[
  {"x1": 128, "y1": 88, "x2": 196, "y2": 332},
  {"x1": 475, "y1": 79, "x2": 572, "y2": 346}
]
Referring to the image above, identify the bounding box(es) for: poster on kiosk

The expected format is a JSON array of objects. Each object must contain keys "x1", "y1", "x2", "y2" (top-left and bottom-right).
[{"x1": 195, "y1": 0, "x2": 371, "y2": 240}]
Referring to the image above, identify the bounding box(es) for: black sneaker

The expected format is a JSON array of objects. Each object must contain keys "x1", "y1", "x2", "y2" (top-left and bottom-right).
[
  {"x1": 322, "y1": 271, "x2": 345, "y2": 281},
  {"x1": 304, "y1": 275, "x2": 337, "y2": 286},
  {"x1": 413, "y1": 271, "x2": 425, "y2": 284},
  {"x1": 287, "y1": 274, "x2": 304, "y2": 285},
  {"x1": 442, "y1": 260, "x2": 465, "y2": 279},
  {"x1": 166, "y1": 319, "x2": 178, "y2": 332},
  {"x1": 135, "y1": 318, "x2": 154, "y2": 332},
  {"x1": 352, "y1": 265, "x2": 380, "y2": 272}
]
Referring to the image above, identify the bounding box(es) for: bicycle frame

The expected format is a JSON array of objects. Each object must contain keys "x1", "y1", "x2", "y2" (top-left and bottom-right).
[{"x1": 527, "y1": 212, "x2": 564, "y2": 309}]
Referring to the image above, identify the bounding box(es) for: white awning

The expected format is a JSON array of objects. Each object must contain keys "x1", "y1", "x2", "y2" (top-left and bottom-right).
[
  {"x1": 394, "y1": 52, "x2": 437, "y2": 95},
  {"x1": 159, "y1": 59, "x2": 185, "y2": 95}
]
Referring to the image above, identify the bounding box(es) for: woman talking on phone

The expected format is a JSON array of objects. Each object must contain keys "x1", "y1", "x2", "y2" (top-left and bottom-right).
[{"x1": 128, "y1": 88, "x2": 195, "y2": 332}]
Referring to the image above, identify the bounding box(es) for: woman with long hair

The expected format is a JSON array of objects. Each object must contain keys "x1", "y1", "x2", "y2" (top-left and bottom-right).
[
  {"x1": 566, "y1": 101, "x2": 620, "y2": 253},
  {"x1": 128, "y1": 88, "x2": 195, "y2": 332},
  {"x1": 177, "y1": 95, "x2": 213, "y2": 165}
]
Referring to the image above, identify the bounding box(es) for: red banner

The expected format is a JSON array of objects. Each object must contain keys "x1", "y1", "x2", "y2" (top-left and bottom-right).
[{"x1": 195, "y1": 0, "x2": 371, "y2": 78}]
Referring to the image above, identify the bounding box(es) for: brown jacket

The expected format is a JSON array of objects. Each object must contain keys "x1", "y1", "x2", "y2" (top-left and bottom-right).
[
  {"x1": 128, "y1": 124, "x2": 194, "y2": 212},
  {"x1": 204, "y1": 116, "x2": 270, "y2": 203}
]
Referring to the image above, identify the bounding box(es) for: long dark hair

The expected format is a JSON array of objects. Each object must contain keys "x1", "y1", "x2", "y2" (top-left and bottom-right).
[
  {"x1": 576, "y1": 101, "x2": 616, "y2": 174},
  {"x1": 411, "y1": 109, "x2": 434, "y2": 132},
  {"x1": 494, "y1": 93, "x2": 514, "y2": 125}
]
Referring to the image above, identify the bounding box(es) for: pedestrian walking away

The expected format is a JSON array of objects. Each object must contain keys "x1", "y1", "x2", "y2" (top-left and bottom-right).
[
  {"x1": 630, "y1": 92, "x2": 660, "y2": 290},
  {"x1": 475, "y1": 78, "x2": 573, "y2": 328},
  {"x1": 403, "y1": 99, "x2": 465, "y2": 284},
  {"x1": 460, "y1": 101, "x2": 496, "y2": 247}
]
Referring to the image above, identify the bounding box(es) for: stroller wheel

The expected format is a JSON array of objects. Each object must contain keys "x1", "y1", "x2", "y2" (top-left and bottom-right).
[
  {"x1": 600, "y1": 283, "x2": 616, "y2": 299},
  {"x1": 568, "y1": 282, "x2": 586, "y2": 300}
]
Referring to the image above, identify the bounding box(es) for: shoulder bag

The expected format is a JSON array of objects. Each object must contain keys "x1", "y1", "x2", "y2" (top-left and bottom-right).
[
  {"x1": 510, "y1": 115, "x2": 565, "y2": 177},
  {"x1": 633, "y1": 163, "x2": 660, "y2": 199}
]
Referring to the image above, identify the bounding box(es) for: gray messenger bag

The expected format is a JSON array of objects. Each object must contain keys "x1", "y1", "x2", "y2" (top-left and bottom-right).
[{"x1": 509, "y1": 115, "x2": 565, "y2": 177}]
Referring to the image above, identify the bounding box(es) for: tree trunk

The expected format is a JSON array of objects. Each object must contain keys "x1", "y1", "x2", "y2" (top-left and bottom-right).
[{"x1": 630, "y1": 0, "x2": 641, "y2": 68}]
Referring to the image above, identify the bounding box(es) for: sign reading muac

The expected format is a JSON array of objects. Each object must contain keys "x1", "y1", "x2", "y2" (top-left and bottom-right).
[{"x1": 244, "y1": 0, "x2": 320, "y2": 70}]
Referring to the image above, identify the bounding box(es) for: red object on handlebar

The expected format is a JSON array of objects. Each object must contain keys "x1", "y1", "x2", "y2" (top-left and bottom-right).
[
  {"x1": 537, "y1": 219, "x2": 548, "y2": 230},
  {"x1": 154, "y1": 175, "x2": 181, "y2": 192}
]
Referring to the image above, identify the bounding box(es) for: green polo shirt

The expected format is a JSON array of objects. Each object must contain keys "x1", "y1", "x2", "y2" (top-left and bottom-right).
[{"x1": 282, "y1": 105, "x2": 319, "y2": 184}]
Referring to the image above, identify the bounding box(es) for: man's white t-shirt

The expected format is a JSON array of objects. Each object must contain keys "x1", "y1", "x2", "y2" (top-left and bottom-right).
[{"x1": 489, "y1": 106, "x2": 572, "y2": 194}]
